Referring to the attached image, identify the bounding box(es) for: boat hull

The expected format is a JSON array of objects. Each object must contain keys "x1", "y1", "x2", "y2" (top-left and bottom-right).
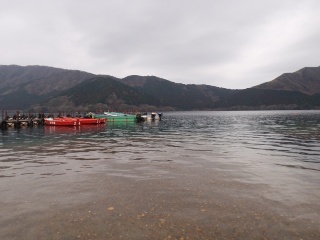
[
  {"x1": 139, "y1": 112, "x2": 163, "y2": 121},
  {"x1": 106, "y1": 116, "x2": 136, "y2": 122},
  {"x1": 44, "y1": 118, "x2": 106, "y2": 126},
  {"x1": 78, "y1": 118, "x2": 106, "y2": 124},
  {"x1": 93, "y1": 113, "x2": 137, "y2": 122}
]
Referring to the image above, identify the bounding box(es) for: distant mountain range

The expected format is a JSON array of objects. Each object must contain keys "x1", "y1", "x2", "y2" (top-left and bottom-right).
[
  {"x1": 0, "y1": 65, "x2": 320, "y2": 112},
  {"x1": 253, "y1": 67, "x2": 320, "y2": 95}
]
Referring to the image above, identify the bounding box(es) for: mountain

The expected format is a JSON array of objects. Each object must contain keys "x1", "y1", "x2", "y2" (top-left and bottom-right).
[
  {"x1": 43, "y1": 75, "x2": 233, "y2": 111},
  {"x1": 118, "y1": 75, "x2": 233, "y2": 110},
  {"x1": 0, "y1": 65, "x2": 234, "y2": 111},
  {"x1": 219, "y1": 88, "x2": 319, "y2": 110},
  {"x1": 0, "y1": 65, "x2": 96, "y2": 95},
  {"x1": 1, "y1": 64, "x2": 320, "y2": 111},
  {"x1": 0, "y1": 65, "x2": 98, "y2": 109},
  {"x1": 253, "y1": 66, "x2": 320, "y2": 95},
  {"x1": 43, "y1": 77, "x2": 162, "y2": 112}
]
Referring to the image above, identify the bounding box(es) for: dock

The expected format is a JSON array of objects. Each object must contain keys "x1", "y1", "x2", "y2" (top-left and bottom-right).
[{"x1": 0, "y1": 111, "x2": 45, "y2": 129}]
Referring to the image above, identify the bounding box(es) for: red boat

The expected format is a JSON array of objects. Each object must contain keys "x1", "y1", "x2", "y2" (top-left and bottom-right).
[
  {"x1": 77, "y1": 117, "x2": 106, "y2": 125},
  {"x1": 44, "y1": 117, "x2": 106, "y2": 126}
]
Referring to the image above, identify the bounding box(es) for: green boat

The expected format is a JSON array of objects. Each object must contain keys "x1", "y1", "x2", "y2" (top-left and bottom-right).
[{"x1": 91, "y1": 112, "x2": 137, "y2": 122}]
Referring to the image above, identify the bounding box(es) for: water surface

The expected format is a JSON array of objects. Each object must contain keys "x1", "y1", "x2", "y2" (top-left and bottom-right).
[{"x1": 1, "y1": 110, "x2": 320, "y2": 239}]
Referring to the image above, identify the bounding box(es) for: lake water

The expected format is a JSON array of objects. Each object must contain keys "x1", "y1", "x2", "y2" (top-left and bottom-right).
[{"x1": 1, "y1": 110, "x2": 320, "y2": 239}]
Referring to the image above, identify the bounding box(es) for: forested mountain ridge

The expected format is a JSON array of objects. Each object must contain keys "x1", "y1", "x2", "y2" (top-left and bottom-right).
[
  {"x1": 1, "y1": 65, "x2": 320, "y2": 111},
  {"x1": 0, "y1": 65, "x2": 96, "y2": 94},
  {"x1": 43, "y1": 77, "x2": 163, "y2": 112},
  {"x1": 119, "y1": 75, "x2": 234, "y2": 110},
  {"x1": 253, "y1": 66, "x2": 320, "y2": 95}
]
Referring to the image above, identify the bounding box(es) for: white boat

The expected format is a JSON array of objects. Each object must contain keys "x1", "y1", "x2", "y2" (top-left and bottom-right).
[{"x1": 140, "y1": 112, "x2": 163, "y2": 121}]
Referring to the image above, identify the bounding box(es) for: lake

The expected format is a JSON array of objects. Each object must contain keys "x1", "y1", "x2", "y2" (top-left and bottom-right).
[{"x1": 1, "y1": 110, "x2": 320, "y2": 239}]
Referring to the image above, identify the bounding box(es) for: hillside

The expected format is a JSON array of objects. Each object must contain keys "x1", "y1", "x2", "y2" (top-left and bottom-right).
[
  {"x1": 118, "y1": 75, "x2": 233, "y2": 110},
  {"x1": 219, "y1": 89, "x2": 320, "y2": 110},
  {"x1": 0, "y1": 65, "x2": 67, "y2": 89},
  {"x1": 0, "y1": 65, "x2": 96, "y2": 110},
  {"x1": 42, "y1": 77, "x2": 162, "y2": 112},
  {"x1": 253, "y1": 66, "x2": 320, "y2": 95},
  {"x1": 1, "y1": 64, "x2": 320, "y2": 111},
  {"x1": 0, "y1": 65, "x2": 95, "y2": 95},
  {"x1": 0, "y1": 65, "x2": 233, "y2": 111}
]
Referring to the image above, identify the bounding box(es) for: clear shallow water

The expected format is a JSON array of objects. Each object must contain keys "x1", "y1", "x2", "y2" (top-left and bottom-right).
[{"x1": 1, "y1": 110, "x2": 320, "y2": 239}]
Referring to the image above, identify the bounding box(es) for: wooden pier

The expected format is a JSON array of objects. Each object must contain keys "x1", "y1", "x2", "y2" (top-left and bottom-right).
[{"x1": 0, "y1": 111, "x2": 45, "y2": 129}]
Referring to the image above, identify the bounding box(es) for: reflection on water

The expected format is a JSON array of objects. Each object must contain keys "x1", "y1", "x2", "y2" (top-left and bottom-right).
[
  {"x1": 1, "y1": 110, "x2": 320, "y2": 160},
  {"x1": 1, "y1": 111, "x2": 320, "y2": 201}
]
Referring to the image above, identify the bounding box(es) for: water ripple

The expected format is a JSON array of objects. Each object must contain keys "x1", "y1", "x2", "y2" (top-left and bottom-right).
[{"x1": 1, "y1": 110, "x2": 320, "y2": 178}]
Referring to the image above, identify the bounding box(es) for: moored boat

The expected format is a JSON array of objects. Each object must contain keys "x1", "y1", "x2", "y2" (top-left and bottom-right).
[
  {"x1": 138, "y1": 112, "x2": 163, "y2": 121},
  {"x1": 90, "y1": 112, "x2": 137, "y2": 122},
  {"x1": 77, "y1": 117, "x2": 106, "y2": 124},
  {"x1": 44, "y1": 117, "x2": 78, "y2": 126},
  {"x1": 44, "y1": 117, "x2": 106, "y2": 126}
]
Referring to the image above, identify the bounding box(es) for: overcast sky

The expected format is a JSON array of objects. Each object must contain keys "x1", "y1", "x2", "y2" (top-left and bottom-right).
[{"x1": 1, "y1": 0, "x2": 320, "y2": 89}]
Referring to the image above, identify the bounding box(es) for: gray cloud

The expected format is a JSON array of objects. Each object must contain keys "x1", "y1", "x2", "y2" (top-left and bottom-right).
[{"x1": 1, "y1": 0, "x2": 319, "y2": 89}]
